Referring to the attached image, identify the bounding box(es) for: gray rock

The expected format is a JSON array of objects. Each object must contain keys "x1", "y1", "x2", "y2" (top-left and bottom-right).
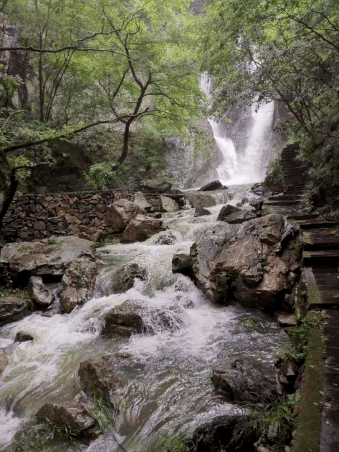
[
  {"x1": 225, "y1": 210, "x2": 257, "y2": 224},
  {"x1": 172, "y1": 253, "x2": 193, "y2": 277},
  {"x1": 36, "y1": 403, "x2": 99, "y2": 439},
  {"x1": 0, "y1": 297, "x2": 33, "y2": 327},
  {"x1": 217, "y1": 204, "x2": 241, "y2": 221},
  {"x1": 101, "y1": 300, "x2": 145, "y2": 337},
  {"x1": 274, "y1": 311, "x2": 296, "y2": 327},
  {"x1": 186, "y1": 192, "x2": 218, "y2": 208},
  {"x1": 14, "y1": 332, "x2": 34, "y2": 342},
  {"x1": 59, "y1": 257, "x2": 99, "y2": 314},
  {"x1": 28, "y1": 276, "x2": 54, "y2": 308},
  {"x1": 120, "y1": 214, "x2": 166, "y2": 243},
  {"x1": 154, "y1": 230, "x2": 178, "y2": 245},
  {"x1": 104, "y1": 199, "x2": 141, "y2": 233},
  {"x1": 211, "y1": 359, "x2": 281, "y2": 403},
  {"x1": 159, "y1": 195, "x2": 180, "y2": 212},
  {"x1": 76, "y1": 357, "x2": 121, "y2": 407},
  {"x1": 106, "y1": 263, "x2": 148, "y2": 295},
  {"x1": 194, "y1": 206, "x2": 212, "y2": 217},
  {"x1": 132, "y1": 192, "x2": 152, "y2": 212},
  {"x1": 0, "y1": 236, "x2": 96, "y2": 276},
  {"x1": 198, "y1": 180, "x2": 226, "y2": 191}
]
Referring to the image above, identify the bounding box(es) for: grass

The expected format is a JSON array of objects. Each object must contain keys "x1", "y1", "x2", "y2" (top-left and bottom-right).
[
  {"x1": 89, "y1": 393, "x2": 115, "y2": 433},
  {"x1": 147, "y1": 432, "x2": 189, "y2": 452}
]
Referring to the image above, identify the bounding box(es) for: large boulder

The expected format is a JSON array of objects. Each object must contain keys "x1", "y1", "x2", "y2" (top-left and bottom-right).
[
  {"x1": 198, "y1": 180, "x2": 227, "y2": 191},
  {"x1": 0, "y1": 296, "x2": 33, "y2": 327},
  {"x1": 36, "y1": 403, "x2": 99, "y2": 439},
  {"x1": 174, "y1": 214, "x2": 299, "y2": 310},
  {"x1": 104, "y1": 199, "x2": 141, "y2": 233},
  {"x1": 186, "y1": 190, "x2": 228, "y2": 208},
  {"x1": 194, "y1": 206, "x2": 211, "y2": 217},
  {"x1": 101, "y1": 300, "x2": 146, "y2": 337},
  {"x1": 105, "y1": 263, "x2": 148, "y2": 295},
  {"x1": 0, "y1": 236, "x2": 96, "y2": 279},
  {"x1": 132, "y1": 192, "x2": 152, "y2": 212},
  {"x1": 59, "y1": 257, "x2": 99, "y2": 314},
  {"x1": 120, "y1": 214, "x2": 166, "y2": 243},
  {"x1": 159, "y1": 195, "x2": 180, "y2": 212},
  {"x1": 28, "y1": 276, "x2": 54, "y2": 308}
]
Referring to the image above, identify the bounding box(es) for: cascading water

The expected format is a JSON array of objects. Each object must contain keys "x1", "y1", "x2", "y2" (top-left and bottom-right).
[
  {"x1": 200, "y1": 74, "x2": 274, "y2": 185},
  {"x1": 0, "y1": 196, "x2": 289, "y2": 452}
]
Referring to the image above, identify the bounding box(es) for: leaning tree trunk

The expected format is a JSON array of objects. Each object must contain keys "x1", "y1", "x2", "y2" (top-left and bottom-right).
[{"x1": 0, "y1": 152, "x2": 18, "y2": 227}]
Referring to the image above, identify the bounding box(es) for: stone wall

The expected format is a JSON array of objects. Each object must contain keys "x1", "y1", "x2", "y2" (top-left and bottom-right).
[{"x1": 1, "y1": 190, "x2": 140, "y2": 243}]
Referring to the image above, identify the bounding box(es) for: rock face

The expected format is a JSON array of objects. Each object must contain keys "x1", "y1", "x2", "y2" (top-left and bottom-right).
[
  {"x1": 0, "y1": 297, "x2": 32, "y2": 327},
  {"x1": 132, "y1": 192, "x2": 152, "y2": 211},
  {"x1": 28, "y1": 276, "x2": 54, "y2": 308},
  {"x1": 104, "y1": 199, "x2": 141, "y2": 233},
  {"x1": 59, "y1": 257, "x2": 99, "y2": 314},
  {"x1": 174, "y1": 214, "x2": 299, "y2": 310},
  {"x1": 101, "y1": 300, "x2": 145, "y2": 337},
  {"x1": 186, "y1": 413, "x2": 256, "y2": 452},
  {"x1": 36, "y1": 403, "x2": 98, "y2": 439},
  {"x1": 106, "y1": 263, "x2": 148, "y2": 295},
  {"x1": 199, "y1": 180, "x2": 226, "y2": 191},
  {"x1": 159, "y1": 195, "x2": 180, "y2": 212},
  {"x1": 120, "y1": 214, "x2": 166, "y2": 243}
]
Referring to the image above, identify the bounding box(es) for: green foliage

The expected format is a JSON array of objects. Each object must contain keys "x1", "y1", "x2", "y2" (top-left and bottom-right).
[
  {"x1": 249, "y1": 392, "x2": 301, "y2": 451},
  {"x1": 148, "y1": 432, "x2": 189, "y2": 452},
  {"x1": 264, "y1": 156, "x2": 285, "y2": 191},
  {"x1": 84, "y1": 162, "x2": 116, "y2": 190},
  {"x1": 240, "y1": 316, "x2": 262, "y2": 332},
  {"x1": 89, "y1": 393, "x2": 115, "y2": 433}
]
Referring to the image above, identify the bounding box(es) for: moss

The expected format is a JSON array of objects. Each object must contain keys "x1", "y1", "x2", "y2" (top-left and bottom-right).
[{"x1": 308, "y1": 286, "x2": 322, "y2": 306}]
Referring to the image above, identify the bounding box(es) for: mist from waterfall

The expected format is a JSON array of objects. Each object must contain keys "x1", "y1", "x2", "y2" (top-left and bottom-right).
[{"x1": 200, "y1": 74, "x2": 274, "y2": 185}]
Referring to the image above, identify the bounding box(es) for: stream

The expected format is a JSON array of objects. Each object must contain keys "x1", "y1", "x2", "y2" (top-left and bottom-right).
[{"x1": 0, "y1": 192, "x2": 289, "y2": 451}]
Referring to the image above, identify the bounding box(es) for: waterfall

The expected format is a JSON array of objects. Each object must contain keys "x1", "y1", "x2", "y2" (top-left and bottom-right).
[{"x1": 200, "y1": 74, "x2": 274, "y2": 185}]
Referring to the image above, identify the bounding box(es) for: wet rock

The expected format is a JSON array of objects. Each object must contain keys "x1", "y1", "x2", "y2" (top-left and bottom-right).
[
  {"x1": 14, "y1": 332, "x2": 34, "y2": 342},
  {"x1": 28, "y1": 276, "x2": 54, "y2": 308},
  {"x1": 120, "y1": 214, "x2": 166, "y2": 243},
  {"x1": 186, "y1": 192, "x2": 219, "y2": 208},
  {"x1": 59, "y1": 257, "x2": 99, "y2": 314},
  {"x1": 36, "y1": 403, "x2": 98, "y2": 439},
  {"x1": 211, "y1": 359, "x2": 281, "y2": 403},
  {"x1": 132, "y1": 192, "x2": 152, "y2": 212},
  {"x1": 226, "y1": 210, "x2": 257, "y2": 224},
  {"x1": 106, "y1": 263, "x2": 148, "y2": 295},
  {"x1": 274, "y1": 312, "x2": 296, "y2": 327},
  {"x1": 104, "y1": 199, "x2": 141, "y2": 233},
  {"x1": 154, "y1": 230, "x2": 178, "y2": 245},
  {"x1": 250, "y1": 198, "x2": 264, "y2": 212},
  {"x1": 76, "y1": 357, "x2": 121, "y2": 407},
  {"x1": 175, "y1": 215, "x2": 299, "y2": 310},
  {"x1": 194, "y1": 206, "x2": 212, "y2": 217},
  {"x1": 156, "y1": 181, "x2": 172, "y2": 193},
  {"x1": 172, "y1": 254, "x2": 194, "y2": 279},
  {"x1": 198, "y1": 180, "x2": 226, "y2": 191},
  {"x1": 217, "y1": 204, "x2": 241, "y2": 221},
  {"x1": 159, "y1": 195, "x2": 180, "y2": 212},
  {"x1": 0, "y1": 236, "x2": 96, "y2": 278},
  {"x1": 0, "y1": 297, "x2": 33, "y2": 327},
  {"x1": 186, "y1": 413, "x2": 256, "y2": 452},
  {"x1": 277, "y1": 359, "x2": 299, "y2": 392},
  {"x1": 0, "y1": 353, "x2": 9, "y2": 376},
  {"x1": 101, "y1": 300, "x2": 145, "y2": 337}
]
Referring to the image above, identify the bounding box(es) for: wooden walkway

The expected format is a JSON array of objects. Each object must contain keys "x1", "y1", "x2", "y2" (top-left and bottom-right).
[{"x1": 264, "y1": 143, "x2": 339, "y2": 452}]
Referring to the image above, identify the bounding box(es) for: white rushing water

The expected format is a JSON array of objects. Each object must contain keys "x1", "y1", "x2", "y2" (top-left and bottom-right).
[
  {"x1": 0, "y1": 197, "x2": 288, "y2": 451},
  {"x1": 200, "y1": 74, "x2": 274, "y2": 185}
]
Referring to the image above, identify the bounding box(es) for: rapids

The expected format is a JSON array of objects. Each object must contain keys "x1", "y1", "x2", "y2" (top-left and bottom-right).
[{"x1": 0, "y1": 193, "x2": 289, "y2": 451}]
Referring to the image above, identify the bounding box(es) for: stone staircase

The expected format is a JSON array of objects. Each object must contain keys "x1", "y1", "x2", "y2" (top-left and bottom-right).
[{"x1": 264, "y1": 143, "x2": 339, "y2": 452}]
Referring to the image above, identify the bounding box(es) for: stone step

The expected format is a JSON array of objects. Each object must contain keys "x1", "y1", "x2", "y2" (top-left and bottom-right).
[
  {"x1": 265, "y1": 200, "x2": 301, "y2": 206},
  {"x1": 299, "y1": 220, "x2": 337, "y2": 229},
  {"x1": 303, "y1": 250, "x2": 339, "y2": 265},
  {"x1": 268, "y1": 195, "x2": 304, "y2": 201}
]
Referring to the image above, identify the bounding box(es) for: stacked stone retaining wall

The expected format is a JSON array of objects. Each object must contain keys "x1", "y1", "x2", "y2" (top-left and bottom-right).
[{"x1": 1, "y1": 190, "x2": 141, "y2": 243}]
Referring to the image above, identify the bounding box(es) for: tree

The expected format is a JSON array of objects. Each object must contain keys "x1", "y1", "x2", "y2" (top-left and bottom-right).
[{"x1": 0, "y1": 0, "x2": 202, "y2": 225}]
